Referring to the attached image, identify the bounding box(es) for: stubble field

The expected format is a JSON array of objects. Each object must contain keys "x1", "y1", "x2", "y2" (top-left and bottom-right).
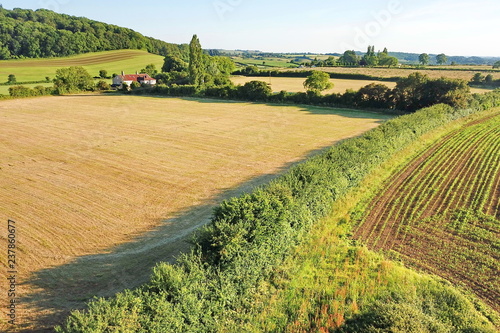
[
  {"x1": 0, "y1": 94, "x2": 391, "y2": 331},
  {"x1": 231, "y1": 75, "x2": 397, "y2": 94}
]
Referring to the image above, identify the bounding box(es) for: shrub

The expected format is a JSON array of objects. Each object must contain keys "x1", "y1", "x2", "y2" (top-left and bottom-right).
[
  {"x1": 96, "y1": 80, "x2": 110, "y2": 91},
  {"x1": 237, "y1": 80, "x2": 272, "y2": 101}
]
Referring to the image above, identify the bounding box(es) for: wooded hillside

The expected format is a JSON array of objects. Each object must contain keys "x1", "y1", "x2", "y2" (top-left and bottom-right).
[{"x1": 0, "y1": 7, "x2": 188, "y2": 59}]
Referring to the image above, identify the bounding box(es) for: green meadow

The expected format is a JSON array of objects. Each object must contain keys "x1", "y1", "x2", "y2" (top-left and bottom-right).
[{"x1": 0, "y1": 49, "x2": 164, "y2": 83}]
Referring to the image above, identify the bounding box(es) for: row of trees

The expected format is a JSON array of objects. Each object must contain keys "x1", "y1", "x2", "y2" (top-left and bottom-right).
[
  {"x1": 419, "y1": 52, "x2": 448, "y2": 65},
  {"x1": 0, "y1": 7, "x2": 187, "y2": 59},
  {"x1": 308, "y1": 47, "x2": 399, "y2": 67},
  {"x1": 470, "y1": 72, "x2": 500, "y2": 87}
]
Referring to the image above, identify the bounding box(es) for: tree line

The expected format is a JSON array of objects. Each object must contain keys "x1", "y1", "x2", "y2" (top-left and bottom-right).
[{"x1": 0, "y1": 7, "x2": 188, "y2": 59}]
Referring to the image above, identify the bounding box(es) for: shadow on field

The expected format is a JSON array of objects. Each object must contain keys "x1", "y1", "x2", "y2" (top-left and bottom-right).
[
  {"x1": 179, "y1": 95, "x2": 392, "y2": 118},
  {"x1": 19, "y1": 149, "x2": 325, "y2": 332}
]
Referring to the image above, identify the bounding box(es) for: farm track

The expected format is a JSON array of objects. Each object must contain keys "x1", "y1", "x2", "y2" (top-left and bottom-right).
[{"x1": 354, "y1": 110, "x2": 500, "y2": 312}]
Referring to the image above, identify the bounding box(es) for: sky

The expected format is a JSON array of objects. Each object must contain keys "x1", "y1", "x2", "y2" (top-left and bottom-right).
[{"x1": 1, "y1": 0, "x2": 499, "y2": 57}]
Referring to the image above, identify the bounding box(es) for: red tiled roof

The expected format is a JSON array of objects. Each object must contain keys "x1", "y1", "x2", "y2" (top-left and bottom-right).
[{"x1": 121, "y1": 74, "x2": 155, "y2": 81}]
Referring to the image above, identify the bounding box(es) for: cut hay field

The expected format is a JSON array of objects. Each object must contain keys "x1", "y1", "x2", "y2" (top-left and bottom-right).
[
  {"x1": 287, "y1": 66, "x2": 500, "y2": 81},
  {"x1": 0, "y1": 95, "x2": 391, "y2": 331},
  {"x1": 0, "y1": 49, "x2": 164, "y2": 83},
  {"x1": 354, "y1": 109, "x2": 500, "y2": 312},
  {"x1": 231, "y1": 75, "x2": 397, "y2": 94}
]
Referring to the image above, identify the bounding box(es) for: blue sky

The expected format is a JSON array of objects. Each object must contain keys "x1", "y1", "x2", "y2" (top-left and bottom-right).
[{"x1": 2, "y1": 0, "x2": 499, "y2": 56}]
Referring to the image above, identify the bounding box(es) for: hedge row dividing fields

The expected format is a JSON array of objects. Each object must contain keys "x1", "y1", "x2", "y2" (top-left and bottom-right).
[{"x1": 354, "y1": 111, "x2": 500, "y2": 311}]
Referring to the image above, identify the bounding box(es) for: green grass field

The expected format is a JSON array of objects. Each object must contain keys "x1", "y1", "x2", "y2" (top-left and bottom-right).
[
  {"x1": 0, "y1": 50, "x2": 164, "y2": 83},
  {"x1": 232, "y1": 56, "x2": 300, "y2": 68}
]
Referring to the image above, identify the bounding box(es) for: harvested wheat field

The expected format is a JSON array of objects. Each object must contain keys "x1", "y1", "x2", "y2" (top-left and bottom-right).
[
  {"x1": 231, "y1": 75, "x2": 397, "y2": 94},
  {"x1": 286, "y1": 66, "x2": 500, "y2": 81},
  {"x1": 0, "y1": 94, "x2": 391, "y2": 331}
]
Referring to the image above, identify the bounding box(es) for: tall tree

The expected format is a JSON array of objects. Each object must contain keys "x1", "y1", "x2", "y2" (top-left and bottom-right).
[
  {"x1": 189, "y1": 34, "x2": 204, "y2": 86},
  {"x1": 7, "y1": 74, "x2": 16, "y2": 84},
  {"x1": 419, "y1": 53, "x2": 430, "y2": 65},
  {"x1": 162, "y1": 55, "x2": 188, "y2": 73},
  {"x1": 493, "y1": 61, "x2": 500, "y2": 69},
  {"x1": 380, "y1": 56, "x2": 398, "y2": 67},
  {"x1": 303, "y1": 71, "x2": 333, "y2": 93},
  {"x1": 339, "y1": 50, "x2": 359, "y2": 66},
  {"x1": 436, "y1": 53, "x2": 448, "y2": 65},
  {"x1": 362, "y1": 45, "x2": 378, "y2": 67},
  {"x1": 53, "y1": 66, "x2": 94, "y2": 94},
  {"x1": 141, "y1": 64, "x2": 158, "y2": 77}
]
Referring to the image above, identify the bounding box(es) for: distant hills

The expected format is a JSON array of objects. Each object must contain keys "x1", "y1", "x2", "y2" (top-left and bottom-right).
[
  {"x1": 217, "y1": 49, "x2": 500, "y2": 66},
  {"x1": 0, "y1": 7, "x2": 188, "y2": 60}
]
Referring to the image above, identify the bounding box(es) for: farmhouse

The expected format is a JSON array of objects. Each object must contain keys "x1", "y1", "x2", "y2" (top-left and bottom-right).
[{"x1": 112, "y1": 71, "x2": 157, "y2": 89}]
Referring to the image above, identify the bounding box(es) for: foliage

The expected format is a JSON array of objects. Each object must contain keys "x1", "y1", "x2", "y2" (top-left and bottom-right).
[
  {"x1": 95, "y1": 80, "x2": 110, "y2": 91},
  {"x1": 188, "y1": 35, "x2": 204, "y2": 86},
  {"x1": 303, "y1": 71, "x2": 333, "y2": 93},
  {"x1": 354, "y1": 83, "x2": 392, "y2": 108},
  {"x1": 162, "y1": 56, "x2": 188, "y2": 73},
  {"x1": 238, "y1": 80, "x2": 272, "y2": 101},
  {"x1": 7, "y1": 74, "x2": 16, "y2": 84},
  {"x1": 419, "y1": 53, "x2": 430, "y2": 65},
  {"x1": 494, "y1": 61, "x2": 500, "y2": 69},
  {"x1": 353, "y1": 111, "x2": 500, "y2": 316},
  {"x1": 361, "y1": 46, "x2": 379, "y2": 67},
  {"x1": 379, "y1": 55, "x2": 399, "y2": 67},
  {"x1": 98, "y1": 70, "x2": 108, "y2": 79},
  {"x1": 140, "y1": 64, "x2": 158, "y2": 77},
  {"x1": 471, "y1": 73, "x2": 485, "y2": 84},
  {"x1": 392, "y1": 73, "x2": 470, "y2": 111},
  {"x1": 339, "y1": 50, "x2": 360, "y2": 66},
  {"x1": 53, "y1": 66, "x2": 94, "y2": 94},
  {"x1": 130, "y1": 81, "x2": 141, "y2": 90},
  {"x1": 437, "y1": 53, "x2": 448, "y2": 65},
  {"x1": 9, "y1": 85, "x2": 54, "y2": 98},
  {"x1": 0, "y1": 7, "x2": 188, "y2": 59}
]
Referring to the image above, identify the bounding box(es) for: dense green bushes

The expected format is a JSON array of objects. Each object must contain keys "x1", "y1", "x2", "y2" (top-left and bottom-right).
[
  {"x1": 8, "y1": 85, "x2": 54, "y2": 98},
  {"x1": 56, "y1": 90, "x2": 500, "y2": 332}
]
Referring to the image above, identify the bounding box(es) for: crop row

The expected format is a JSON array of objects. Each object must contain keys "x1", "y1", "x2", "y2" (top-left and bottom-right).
[
  {"x1": 355, "y1": 112, "x2": 500, "y2": 311},
  {"x1": 361, "y1": 127, "x2": 475, "y2": 248}
]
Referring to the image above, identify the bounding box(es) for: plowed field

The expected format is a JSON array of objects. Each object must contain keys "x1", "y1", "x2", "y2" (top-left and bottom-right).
[{"x1": 354, "y1": 110, "x2": 500, "y2": 311}]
